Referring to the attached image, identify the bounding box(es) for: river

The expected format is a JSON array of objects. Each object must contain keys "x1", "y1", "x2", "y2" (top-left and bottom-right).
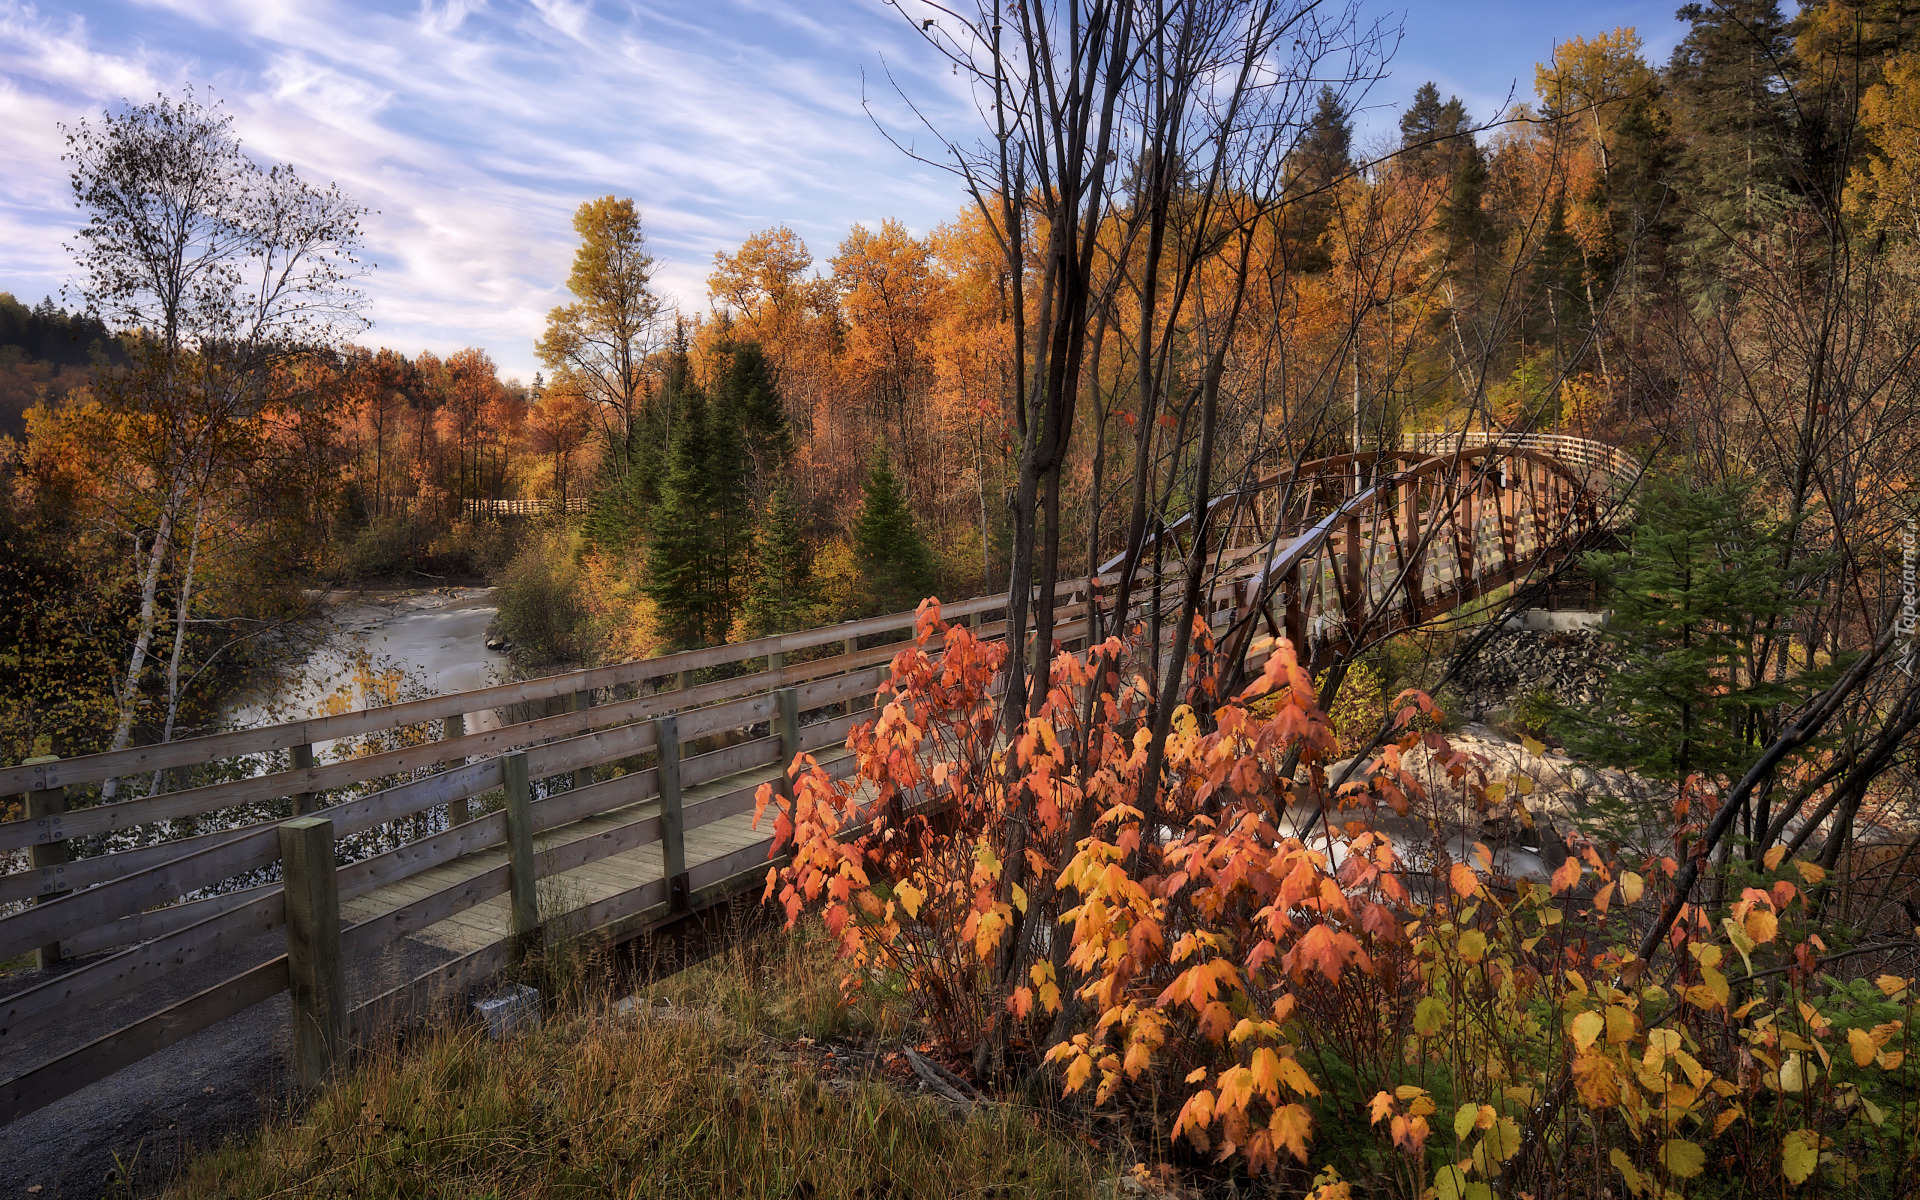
[{"x1": 228, "y1": 586, "x2": 509, "y2": 738}]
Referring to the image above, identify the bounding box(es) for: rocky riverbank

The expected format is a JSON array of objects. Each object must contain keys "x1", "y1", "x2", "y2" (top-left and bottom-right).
[{"x1": 1446, "y1": 628, "x2": 1621, "y2": 721}]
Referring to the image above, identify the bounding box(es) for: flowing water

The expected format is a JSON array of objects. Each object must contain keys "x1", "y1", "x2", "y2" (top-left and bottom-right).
[{"x1": 228, "y1": 586, "x2": 509, "y2": 737}]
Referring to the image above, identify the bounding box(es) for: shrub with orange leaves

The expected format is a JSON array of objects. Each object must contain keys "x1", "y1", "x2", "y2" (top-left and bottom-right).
[{"x1": 755, "y1": 601, "x2": 1920, "y2": 1195}]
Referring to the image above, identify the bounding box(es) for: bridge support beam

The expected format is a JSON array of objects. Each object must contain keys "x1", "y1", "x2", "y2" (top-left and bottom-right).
[
  {"x1": 572, "y1": 690, "x2": 594, "y2": 790},
  {"x1": 23, "y1": 755, "x2": 66, "y2": 969},
  {"x1": 503, "y1": 752, "x2": 540, "y2": 958},
  {"x1": 655, "y1": 716, "x2": 687, "y2": 912},
  {"x1": 775, "y1": 688, "x2": 800, "y2": 799},
  {"x1": 443, "y1": 713, "x2": 468, "y2": 827},
  {"x1": 281, "y1": 815, "x2": 346, "y2": 1090},
  {"x1": 290, "y1": 743, "x2": 315, "y2": 817}
]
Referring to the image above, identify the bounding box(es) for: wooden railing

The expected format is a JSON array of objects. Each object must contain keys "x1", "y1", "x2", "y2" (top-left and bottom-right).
[
  {"x1": 462, "y1": 497, "x2": 590, "y2": 516},
  {"x1": 1401, "y1": 430, "x2": 1640, "y2": 482}
]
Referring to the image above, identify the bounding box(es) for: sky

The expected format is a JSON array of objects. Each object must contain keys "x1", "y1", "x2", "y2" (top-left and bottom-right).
[{"x1": 0, "y1": 0, "x2": 1694, "y2": 382}]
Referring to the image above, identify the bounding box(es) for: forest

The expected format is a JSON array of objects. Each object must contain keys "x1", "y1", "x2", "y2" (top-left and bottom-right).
[{"x1": 5, "y1": 0, "x2": 1920, "y2": 1196}]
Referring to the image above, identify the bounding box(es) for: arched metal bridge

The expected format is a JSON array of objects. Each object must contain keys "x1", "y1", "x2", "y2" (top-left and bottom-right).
[{"x1": 1108, "y1": 430, "x2": 1637, "y2": 671}]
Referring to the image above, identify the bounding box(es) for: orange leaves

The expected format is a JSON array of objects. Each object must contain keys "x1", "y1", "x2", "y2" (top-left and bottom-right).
[
  {"x1": 1551, "y1": 854, "x2": 1583, "y2": 895},
  {"x1": 1282, "y1": 924, "x2": 1372, "y2": 985},
  {"x1": 1449, "y1": 861, "x2": 1481, "y2": 898}
]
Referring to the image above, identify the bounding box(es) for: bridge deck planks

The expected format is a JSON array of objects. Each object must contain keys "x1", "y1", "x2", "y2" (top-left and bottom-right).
[{"x1": 337, "y1": 747, "x2": 841, "y2": 957}]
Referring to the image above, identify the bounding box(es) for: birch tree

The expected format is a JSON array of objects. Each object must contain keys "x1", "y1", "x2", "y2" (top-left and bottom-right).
[{"x1": 63, "y1": 89, "x2": 367, "y2": 786}]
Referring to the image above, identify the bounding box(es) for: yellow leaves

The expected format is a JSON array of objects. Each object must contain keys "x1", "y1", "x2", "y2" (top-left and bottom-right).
[
  {"x1": 1605, "y1": 1005, "x2": 1638, "y2": 1045},
  {"x1": 1247, "y1": 1050, "x2": 1281, "y2": 1102},
  {"x1": 1876, "y1": 974, "x2": 1911, "y2": 1000},
  {"x1": 1848, "y1": 1027, "x2": 1878, "y2": 1068},
  {"x1": 1683, "y1": 967, "x2": 1730, "y2": 1012},
  {"x1": 1660, "y1": 1139, "x2": 1706, "y2": 1179},
  {"x1": 1268, "y1": 1103, "x2": 1313, "y2": 1164},
  {"x1": 1793, "y1": 860, "x2": 1826, "y2": 887},
  {"x1": 1572, "y1": 1049, "x2": 1622, "y2": 1107},
  {"x1": 1764, "y1": 844, "x2": 1789, "y2": 870},
  {"x1": 1620, "y1": 871, "x2": 1644, "y2": 904},
  {"x1": 1571, "y1": 1010, "x2": 1605, "y2": 1052},
  {"x1": 1779, "y1": 1051, "x2": 1816, "y2": 1093},
  {"x1": 1216, "y1": 1065, "x2": 1256, "y2": 1115},
  {"x1": 972, "y1": 905, "x2": 1009, "y2": 960},
  {"x1": 1473, "y1": 1117, "x2": 1522, "y2": 1176},
  {"x1": 1522, "y1": 734, "x2": 1546, "y2": 757},
  {"x1": 895, "y1": 880, "x2": 926, "y2": 920},
  {"x1": 1413, "y1": 996, "x2": 1451, "y2": 1037},
  {"x1": 1174, "y1": 1088, "x2": 1215, "y2": 1149},
  {"x1": 1780, "y1": 1128, "x2": 1822, "y2": 1184},
  {"x1": 1276, "y1": 1055, "x2": 1319, "y2": 1098},
  {"x1": 1610, "y1": 1148, "x2": 1648, "y2": 1197},
  {"x1": 1430, "y1": 1164, "x2": 1489, "y2": 1200},
  {"x1": 1010, "y1": 882, "x2": 1028, "y2": 915},
  {"x1": 1063, "y1": 1052, "x2": 1094, "y2": 1095},
  {"x1": 1457, "y1": 929, "x2": 1489, "y2": 963},
  {"x1": 1452, "y1": 1102, "x2": 1491, "y2": 1140}
]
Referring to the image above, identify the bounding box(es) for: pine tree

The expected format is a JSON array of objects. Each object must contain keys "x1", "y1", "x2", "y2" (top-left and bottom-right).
[
  {"x1": 645, "y1": 383, "x2": 752, "y2": 649},
  {"x1": 851, "y1": 450, "x2": 936, "y2": 617},
  {"x1": 1554, "y1": 476, "x2": 1835, "y2": 788},
  {"x1": 712, "y1": 341, "x2": 791, "y2": 500},
  {"x1": 1399, "y1": 82, "x2": 1472, "y2": 180},
  {"x1": 1667, "y1": 0, "x2": 1795, "y2": 264},
  {"x1": 742, "y1": 482, "x2": 817, "y2": 638},
  {"x1": 1283, "y1": 86, "x2": 1354, "y2": 270}
]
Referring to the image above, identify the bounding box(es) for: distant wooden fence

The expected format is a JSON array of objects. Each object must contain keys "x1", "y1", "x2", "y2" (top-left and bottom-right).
[
  {"x1": 462, "y1": 497, "x2": 590, "y2": 516},
  {"x1": 0, "y1": 434, "x2": 1637, "y2": 1127}
]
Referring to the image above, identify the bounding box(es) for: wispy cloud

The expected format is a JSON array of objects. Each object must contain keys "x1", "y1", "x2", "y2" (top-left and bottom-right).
[
  {"x1": 0, "y1": 0, "x2": 966, "y2": 378},
  {"x1": 0, "y1": 0, "x2": 1691, "y2": 379}
]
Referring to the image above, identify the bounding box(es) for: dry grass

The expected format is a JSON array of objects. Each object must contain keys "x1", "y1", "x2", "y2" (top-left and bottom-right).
[{"x1": 163, "y1": 922, "x2": 1121, "y2": 1199}]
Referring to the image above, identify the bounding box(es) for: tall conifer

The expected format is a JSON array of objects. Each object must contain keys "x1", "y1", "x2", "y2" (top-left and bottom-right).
[{"x1": 851, "y1": 450, "x2": 936, "y2": 617}]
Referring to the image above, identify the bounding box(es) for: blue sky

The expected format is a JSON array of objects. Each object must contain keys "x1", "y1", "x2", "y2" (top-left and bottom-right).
[{"x1": 0, "y1": 1, "x2": 1691, "y2": 381}]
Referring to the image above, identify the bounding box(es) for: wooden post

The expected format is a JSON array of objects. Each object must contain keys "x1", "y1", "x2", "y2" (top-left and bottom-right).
[
  {"x1": 656, "y1": 715, "x2": 687, "y2": 911},
  {"x1": 443, "y1": 712, "x2": 469, "y2": 827},
  {"x1": 775, "y1": 688, "x2": 800, "y2": 799},
  {"x1": 1342, "y1": 514, "x2": 1364, "y2": 633},
  {"x1": 502, "y1": 752, "x2": 540, "y2": 954},
  {"x1": 281, "y1": 816, "x2": 346, "y2": 1090},
  {"x1": 767, "y1": 648, "x2": 783, "y2": 676},
  {"x1": 842, "y1": 636, "x2": 858, "y2": 715},
  {"x1": 291, "y1": 743, "x2": 315, "y2": 816},
  {"x1": 23, "y1": 755, "x2": 65, "y2": 969},
  {"x1": 572, "y1": 690, "x2": 594, "y2": 791}
]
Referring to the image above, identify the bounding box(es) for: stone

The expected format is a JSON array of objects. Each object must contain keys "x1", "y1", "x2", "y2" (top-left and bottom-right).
[{"x1": 473, "y1": 983, "x2": 541, "y2": 1038}]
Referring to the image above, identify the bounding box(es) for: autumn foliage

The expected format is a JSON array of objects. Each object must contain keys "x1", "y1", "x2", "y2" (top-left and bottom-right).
[{"x1": 757, "y1": 603, "x2": 1920, "y2": 1194}]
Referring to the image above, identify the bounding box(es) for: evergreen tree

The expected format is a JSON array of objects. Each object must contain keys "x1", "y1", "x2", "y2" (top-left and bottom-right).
[
  {"x1": 742, "y1": 482, "x2": 817, "y2": 638},
  {"x1": 645, "y1": 383, "x2": 752, "y2": 649},
  {"x1": 851, "y1": 450, "x2": 936, "y2": 617},
  {"x1": 712, "y1": 341, "x2": 792, "y2": 499},
  {"x1": 1398, "y1": 82, "x2": 1472, "y2": 180},
  {"x1": 1667, "y1": 0, "x2": 1795, "y2": 264},
  {"x1": 1283, "y1": 86, "x2": 1354, "y2": 270},
  {"x1": 1554, "y1": 476, "x2": 1836, "y2": 791}
]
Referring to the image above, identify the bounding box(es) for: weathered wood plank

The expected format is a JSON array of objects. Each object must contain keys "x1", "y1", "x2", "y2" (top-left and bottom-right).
[
  {"x1": 0, "y1": 955, "x2": 290, "y2": 1127},
  {"x1": 0, "y1": 889, "x2": 283, "y2": 1051}
]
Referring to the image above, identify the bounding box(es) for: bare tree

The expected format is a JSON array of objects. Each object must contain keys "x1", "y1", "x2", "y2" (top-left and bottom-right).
[{"x1": 64, "y1": 89, "x2": 368, "y2": 787}]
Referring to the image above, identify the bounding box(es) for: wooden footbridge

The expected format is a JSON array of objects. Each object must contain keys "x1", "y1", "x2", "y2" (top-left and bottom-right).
[{"x1": 0, "y1": 431, "x2": 1637, "y2": 1127}]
